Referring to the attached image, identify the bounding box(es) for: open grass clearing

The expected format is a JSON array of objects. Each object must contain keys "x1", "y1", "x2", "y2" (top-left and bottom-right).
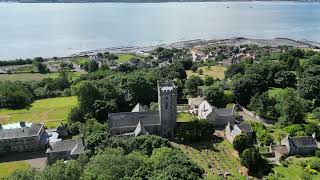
[
  {"x1": 273, "y1": 156, "x2": 320, "y2": 180},
  {"x1": 116, "y1": 54, "x2": 138, "y2": 63},
  {"x1": 0, "y1": 160, "x2": 29, "y2": 178},
  {"x1": 0, "y1": 96, "x2": 77, "y2": 128},
  {"x1": 177, "y1": 112, "x2": 196, "y2": 122},
  {"x1": 186, "y1": 65, "x2": 227, "y2": 80}
]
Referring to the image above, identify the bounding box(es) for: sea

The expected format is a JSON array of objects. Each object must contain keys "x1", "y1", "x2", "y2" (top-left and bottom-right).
[{"x1": 0, "y1": 2, "x2": 320, "y2": 60}]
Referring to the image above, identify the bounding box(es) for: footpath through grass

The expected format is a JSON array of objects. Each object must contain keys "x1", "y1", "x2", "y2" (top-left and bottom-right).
[
  {"x1": 186, "y1": 65, "x2": 227, "y2": 80},
  {"x1": 0, "y1": 161, "x2": 29, "y2": 178},
  {"x1": 0, "y1": 96, "x2": 77, "y2": 128}
]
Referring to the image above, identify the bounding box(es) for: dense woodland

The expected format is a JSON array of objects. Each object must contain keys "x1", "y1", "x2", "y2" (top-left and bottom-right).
[{"x1": 2, "y1": 45, "x2": 320, "y2": 179}]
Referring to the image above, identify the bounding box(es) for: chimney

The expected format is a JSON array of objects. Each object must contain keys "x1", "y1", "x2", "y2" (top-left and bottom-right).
[
  {"x1": 20, "y1": 121, "x2": 26, "y2": 128},
  {"x1": 312, "y1": 133, "x2": 316, "y2": 139}
]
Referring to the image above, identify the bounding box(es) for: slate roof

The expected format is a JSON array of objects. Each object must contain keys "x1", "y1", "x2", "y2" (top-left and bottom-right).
[
  {"x1": 108, "y1": 112, "x2": 160, "y2": 129},
  {"x1": 46, "y1": 140, "x2": 84, "y2": 155},
  {"x1": 0, "y1": 123, "x2": 44, "y2": 140},
  {"x1": 214, "y1": 108, "x2": 234, "y2": 117},
  {"x1": 131, "y1": 103, "x2": 147, "y2": 112},
  {"x1": 235, "y1": 124, "x2": 253, "y2": 133},
  {"x1": 288, "y1": 136, "x2": 317, "y2": 148}
]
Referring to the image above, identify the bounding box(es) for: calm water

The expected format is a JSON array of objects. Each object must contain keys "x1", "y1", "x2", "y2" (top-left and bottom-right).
[{"x1": 0, "y1": 2, "x2": 320, "y2": 60}]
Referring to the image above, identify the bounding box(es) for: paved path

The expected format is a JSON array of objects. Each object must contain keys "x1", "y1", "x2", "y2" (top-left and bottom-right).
[{"x1": 238, "y1": 111, "x2": 274, "y2": 127}]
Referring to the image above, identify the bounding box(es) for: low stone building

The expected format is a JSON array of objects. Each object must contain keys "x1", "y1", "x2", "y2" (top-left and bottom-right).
[
  {"x1": 281, "y1": 135, "x2": 318, "y2": 156},
  {"x1": 270, "y1": 135, "x2": 318, "y2": 161},
  {"x1": 198, "y1": 100, "x2": 236, "y2": 127},
  {"x1": 0, "y1": 122, "x2": 46, "y2": 154},
  {"x1": 225, "y1": 123, "x2": 253, "y2": 143},
  {"x1": 46, "y1": 140, "x2": 84, "y2": 164}
]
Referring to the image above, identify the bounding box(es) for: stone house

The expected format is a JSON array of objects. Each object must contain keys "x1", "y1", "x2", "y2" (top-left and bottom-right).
[
  {"x1": 108, "y1": 81, "x2": 177, "y2": 138},
  {"x1": 225, "y1": 123, "x2": 253, "y2": 143},
  {"x1": 281, "y1": 135, "x2": 318, "y2": 156},
  {"x1": 270, "y1": 135, "x2": 318, "y2": 161},
  {"x1": 46, "y1": 139, "x2": 84, "y2": 164},
  {"x1": 197, "y1": 100, "x2": 236, "y2": 127},
  {"x1": 0, "y1": 122, "x2": 46, "y2": 154}
]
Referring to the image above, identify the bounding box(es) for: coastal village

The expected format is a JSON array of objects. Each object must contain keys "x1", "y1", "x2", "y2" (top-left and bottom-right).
[{"x1": 1, "y1": 37, "x2": 320, "y2": 179}]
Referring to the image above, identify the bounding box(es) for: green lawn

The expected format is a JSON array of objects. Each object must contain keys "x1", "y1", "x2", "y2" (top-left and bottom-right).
[
  {"x1": 186, "y1": 66, "x2": 227, "y2": 80},
  {"x1": 273, "y1": 156, "x2": 320, "y2": 180},
  {"x1": 0, "y1": 161, "x2": 29, "y2": 178},
  {"x1": 178, "y1": 140, "x2": 245, "y2": 180},
  {"x1": 177, "y1": 112, "x2": 196, "y2": 122},
  {"x1": 268, "y1": 87, "x2": 288, "y2": 99},
  {"x1": 0, "y1": 96, "x2": 78, "y2": 128},
  {"x1": 117, "y1": 54, "x2": 136, "y2": 63},
  {"x1": 0, "y1": 72, "x2": 81, "y2": 81}
]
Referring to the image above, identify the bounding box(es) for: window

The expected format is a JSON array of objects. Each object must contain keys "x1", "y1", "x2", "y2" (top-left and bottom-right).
[{"x1": 165, "y1": 102, "x2": 168, "y2": 110}]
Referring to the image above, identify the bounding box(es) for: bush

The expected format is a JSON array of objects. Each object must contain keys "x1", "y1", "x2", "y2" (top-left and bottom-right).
[{"x1": 315, "y1": 150, "x2": 320, "y2": 158}]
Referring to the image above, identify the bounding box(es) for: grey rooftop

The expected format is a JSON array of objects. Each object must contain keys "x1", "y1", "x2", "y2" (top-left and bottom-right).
[{"x1": 0, "y1": 123, "x2": 44, "y2": 140}]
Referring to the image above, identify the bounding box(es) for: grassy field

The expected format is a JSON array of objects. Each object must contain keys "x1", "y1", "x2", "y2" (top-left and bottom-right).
[
  {"x1": 273, "y1": 156, "x2": 320, "y2": 180},
  {"x1": 0, "y1": 161, "x2": 29, "y2": 178},
  {"x1": 0, "y1": 72, "x2": 81, "y2": 81},
  {"x1": 186, "y1": 66, "x2": 227, "y2": 80},
  {"x1": 178, "y1": 140, "x2": 245, "y2": 180},
  {"x1": 0, "y1": 96, "x2": 78, "y2": 128},
  {"x1": 177, "y1": 112, "x2": 196, "y2": 122},
  {"x1": 117, "y1": 54, "x2": 137, "y2": 63}
]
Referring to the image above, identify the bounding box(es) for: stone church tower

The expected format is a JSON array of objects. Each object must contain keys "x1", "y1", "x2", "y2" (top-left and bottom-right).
[{"x1": 158, "y1": 81, "x2": 177, "y2": 138}]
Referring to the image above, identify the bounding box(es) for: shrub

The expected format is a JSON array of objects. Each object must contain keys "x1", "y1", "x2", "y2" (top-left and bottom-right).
[{"x1": 315, "y1": 150, "x2": 320, "y2": 158}]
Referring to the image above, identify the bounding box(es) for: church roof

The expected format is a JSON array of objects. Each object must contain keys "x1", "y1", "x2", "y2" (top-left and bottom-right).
[
  {"x1": 131, "y1": 103, "x2": 146, "y2": 112},
  {"x1": 0, "y1": 123, "x2": 44, "y2": 140},
  {"x1": 214, "y1": 108, "x2": 234, "y2": 117},
  {"x1": 133, "y1": 121, "x2": 149, "y2": 136}
]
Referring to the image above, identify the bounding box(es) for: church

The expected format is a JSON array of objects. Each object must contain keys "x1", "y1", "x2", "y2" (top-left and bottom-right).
[{"x1": 108, "y1": 81, "x2": 177, "y2": 138}]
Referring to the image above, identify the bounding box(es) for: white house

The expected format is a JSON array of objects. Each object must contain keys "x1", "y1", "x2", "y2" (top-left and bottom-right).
[{"x1": 197, "y1": 100, "x2": 236, "y2": 127}]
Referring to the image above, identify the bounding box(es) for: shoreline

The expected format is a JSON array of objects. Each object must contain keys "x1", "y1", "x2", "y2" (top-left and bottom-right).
[
  {"x1": 74, "y1": 37, "x2": 320, "y2": 57},
  {"x1": 1, "y1": 37, "x2": 320, "y2": 61}
]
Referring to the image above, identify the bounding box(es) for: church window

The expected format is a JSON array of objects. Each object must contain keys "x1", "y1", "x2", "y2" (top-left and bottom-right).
[{"x1": 165, "y1": 102, "x2": 168, "y2": 110}]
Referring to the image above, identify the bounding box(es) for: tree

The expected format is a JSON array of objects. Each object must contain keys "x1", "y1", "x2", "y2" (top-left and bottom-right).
[
  {"x1": 233, "y1": 133, "x2": 252, "y2": 153},
  {"x1": 34, "y1": 62, "x2": 49, "y2": 74},
  {"x1": 74, "y1": 81, "x2": 101, "y2": 114},
  {"x1": 274, "y1": 71, "x2": 297, "y2": 88},
  {"x1": 240, "y1": 147, "x2": 269, "y2": 175},
  {"x1": 92, "y1": 99, "x2": 118, "y2": 122},
  {"x1": 126, "y1": 75, "x2": 157, "y2": 105},
  {"x1": 225, "y1": 62, "x2": 246, "y2": 79},
  {"x1": 191, "y1": 65, "x2": 198, "y2": 72},
  {"x1": 68, "y1": 106, "x2": 83, "y2": 123},
  {"x1": 84, "y1": 61, "x2": 99, "y2": 72},
  {"x1": 204, "y1": 82, "x2": 225, "y2": 108},
  {"x1": 248, "y1": 93, "x2": 278, "y2": 119},
  {"x1": 204, "y1": 76, "x2": 214, "y2": 86},
  {"x1": 305, "y1": 123, "x2": 320, "y2": 139},
  {"x1": 275, "y1": 88, "x2": 306, "y2": 125},
  {"x1": 185, "y1": 75, "x2": 203, "y2": 96},
  {"x1": 0, "y1": 82, "x2": 32, "y2": 109},
  {"x1": 177, "y1": 119, "x2": 215, "y2": 142},
  {"x1": 231, "y1": 74, "x2": 268, "y2": 105}
]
